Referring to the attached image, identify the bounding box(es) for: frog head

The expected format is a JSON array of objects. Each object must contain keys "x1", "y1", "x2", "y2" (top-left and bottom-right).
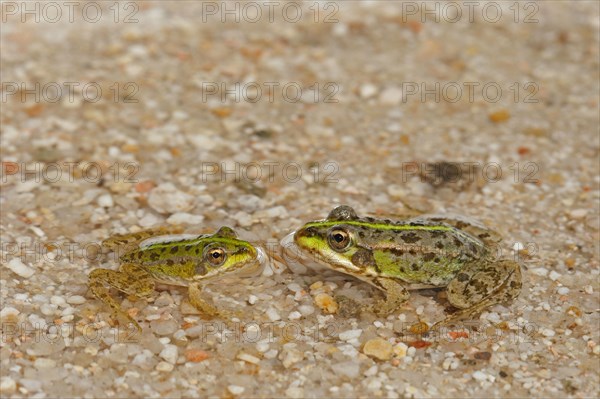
[
  {"x1": 193, "y1": 226, "x2": 263, "y2": 280},
  {"x1": 293, "y1": 206, "x2": 366, "y2": 274}
]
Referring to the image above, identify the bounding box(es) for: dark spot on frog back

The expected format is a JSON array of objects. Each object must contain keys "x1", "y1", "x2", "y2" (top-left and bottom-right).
[
  {"x1": 422, "y1": 252, "x2": 436, "y2": 262},
  {"x1": 401, "y1": 232, "x2": 421, "y2": 244}
]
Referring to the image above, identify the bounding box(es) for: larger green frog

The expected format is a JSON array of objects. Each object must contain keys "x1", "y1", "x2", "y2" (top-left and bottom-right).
[{"x1": 290, "y1": 205, "x2": 522, "y2": 327}]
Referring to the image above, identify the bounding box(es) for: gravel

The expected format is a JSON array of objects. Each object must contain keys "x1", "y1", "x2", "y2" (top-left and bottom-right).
[{"x1": 1, "y1": 1, "x2": 599, "y2": 398}]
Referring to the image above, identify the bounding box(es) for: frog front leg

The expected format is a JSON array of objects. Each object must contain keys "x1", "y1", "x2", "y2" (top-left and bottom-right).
[
  {"x1": 365, "y1": 277, "x2": 411, "y2": 316},
  {"x1": 88, "y1": 263, "x2": 155, "y2": 331},
  {"x1": 187, "y1": 283, "x2": 242, "y2": 320},
  {"x1": 434, "y1": 258, "x2": 522, "y2": 328}
]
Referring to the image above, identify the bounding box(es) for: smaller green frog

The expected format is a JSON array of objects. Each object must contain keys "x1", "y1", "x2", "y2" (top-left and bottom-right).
[
  {"x1": 288, "y1": 205, "x2": 522, "y2": 327},
  {"x1": 89, "y1": 226, "x2": 264, "y2": 330}
]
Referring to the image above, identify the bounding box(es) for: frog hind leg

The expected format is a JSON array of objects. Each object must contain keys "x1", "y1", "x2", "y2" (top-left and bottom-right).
[
  {"x1": 363, "y1": 277, "x2": 411, "y2": 316},
  {"x1": 88, "y1": 263, "x2": 155, "y2": 331},
  {"x1": 434, "y1": 258, "x2": 522, "y2": 328}
]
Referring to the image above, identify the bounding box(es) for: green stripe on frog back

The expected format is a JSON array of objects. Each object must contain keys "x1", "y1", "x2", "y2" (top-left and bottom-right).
[
  {"x1": 304, "y1": 220, "x2": 453, "y2": 231},
  {"x1": 303, "y1": 220, "x2": 483, "y2": 246}
]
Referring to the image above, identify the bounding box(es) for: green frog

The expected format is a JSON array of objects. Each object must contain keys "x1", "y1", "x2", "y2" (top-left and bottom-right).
[
  {"x1": 288, "y1": 205, "x2": 522, "y2": 327},
  {"x1": 89, "y1": 226, "x2": 264, "y2": 330}
]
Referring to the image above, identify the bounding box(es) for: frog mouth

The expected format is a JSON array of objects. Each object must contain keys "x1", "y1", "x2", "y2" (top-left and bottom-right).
[
  {"x1": 280, "y1": 231, "x2": 336, "y2": 273},
  {"x1": 223, "y1": 246, "x2": 267, "y2": 278}
]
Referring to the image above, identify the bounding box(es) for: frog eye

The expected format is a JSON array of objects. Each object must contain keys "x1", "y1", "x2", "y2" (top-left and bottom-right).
[
  {"x1": 327, "y1": 228, "x2": 352, "y2": 251},
  {"x1": 206, "y1": 247, "x2": 227, "y2": 266}
]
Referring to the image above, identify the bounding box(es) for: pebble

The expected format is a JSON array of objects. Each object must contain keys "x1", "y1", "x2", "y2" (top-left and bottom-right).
[
  {"x1": 156, "y1": 361, "x2": 174, "y2": 372},
  {"x1": 530, "y1": 267, "x2": 548, "y2": 277},
  {"x1": 150, "y1": 319, "x2": 178, "y2": 336},
  {"x1": 298, "y1": 305, "x2": 315, "y2": 316},
  {"x1": 266, "y1": 307, "x2": 281, "y2": 321},
  {"x1": 541, "y1": 328, "x2": 556, "y2": 337},
  {"x1": 185, "y1": 348, "x2": 210, "y2": 363},
  {"x1": 285, "y1": 386, "x2": 305, "y2": 398},
  {"x1": 148, "y1": 183, "x2": 195, "y2": 214},
  {"x1": 557, "y1": 286, "x2": 570, "y2": 295},
  {"x1": 288, "y1": 311, "x2": 302, "y2": 320},
  {"x1": 332, "y1": 361, "x2": 360, "y2": 379},
  {"x1": 97, "y1": 194, "x2": 114, "y2": 208},
  {"x1": 159, "y1": 344, "x2": 178, "y2": 364},
  {"x1": 34, "y1": 358, "x2": 56, "y2": 369},
  {"x1": 233, "y1": 211, "x2": 253, "y2": 227},
  {"x1": 247, "y1": 295, "x2": 258, "y2": 305},
  {"x1": 314, "y1": 293, "x2": 339, "y2": 314},
  {"x1": 443, "y1": 357, "x2": 459, "y2": 370},
  {"x1": 549, "y1": 271, "x2": 561, "y2": 281},
  {"x1": 363, "y1": 338, "x2": 393, "y2": 361},
  {"x1": 393, "y1": 342, "x2": 408, "y2": 358},
  {"x1": 0, "y1": 377, "x2": 16, "y2": 395},
  {"x1": 228, "y1": 385, "x2": 245, "y2": 395},
  {"x1": 472, "y1": 370, "x2": 495, "y2": 382},
  {"x1": 237, "y1": 194, "x2": 262, "y2": 212},
  {"x1": 281, "y1": 346, "x2": 304, "y2": 368},
  {"x1": 0, "y1": 307, "x2": 20, "y2": 323},
  {"x1": 339, "y1": 329, "x2": 363, "y2": 341},
  {"x1": 7, "y1": 258, "x2": 35, "y2": 278},
  {"x1": 66, "y1": 295, "x2": 86, "y2": 305},
  {"x1": 569, "y1": 209, "x2": 588, "y2": 219},
  {"x1": 360, "y1": 83, "x2": 378, "y2": 98},
  {"x1": 379, "y1": 87, "x2": 403, "y2": 105},
  {"x1": 166, "y1": 212, "x2": 204, "y2": 225},
  {"x1": 236, "y1": 352, "x2": 261, "y2": 364},
  {"x1": 50, "y1": 296, "x2": 66, "y2": 307}
]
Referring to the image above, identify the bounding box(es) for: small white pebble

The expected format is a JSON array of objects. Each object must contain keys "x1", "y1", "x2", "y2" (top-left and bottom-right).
[
  {"x1": 287, "y1": 283, "x2": 303, "y2": 292},
  {"x1": 266, "y1": 308, "x2": 281, "y2": 321},
  {"x1": 34, "y1": 358, "x2": 56, "y2": 369},
  {"x1": 584, "y1": 285, "x2": 593, "y2": 294},
  {"x1": 228, "y1": 385, "x2": 245, "y2": 395},
  {"x1": 248, "y1": 295, "x2": 258, "y2": 305},
  {"x1": 512, "y1": 242, "x2": 524, "y2": 251},
  {"x1": 288, "y1": 311, "x2": 302, "y2": 320},
  {"x1": 7, "y1": 258, "x2": 35, "y2": 278},
  {"x1": 67, "y1": 295, "x2": 86, "y2": 305},
  {"x1": 97, "y1": 194, "x2": 114, "y2": 208},
  {"x1": 236, "y1": 352, "x2": 261, "y2": 364},
  {"x1": 256, "y1": 342, "x2": 270, "y2": 353},
  {"x1": 298, "y1": 305, "x2": 315, "y2": 316},
  {"x1": 84, "y1": 346, "x2": 98, "y2": 356},
  {"x1": 549, "y1": 271, "x2": 561, "y2": 281},
  {"x1": 0, "y1": 377, "x2": 17, "y2": 394},
  {"x1": 557, "y1": 287, "x2": 570, "y2": 295},
  {"x1": 541, "y1": 328, "x2": 555, "y2": 337},
  {"x1": 360, "y1": 83, "x2": 378, "y2": 98},
  {"x1": 373, "y1": 321, "x2": 384, "y2": 328},
  {"x1": 569, "y1": 209, "x2": 588, "y2": 219},
  {"x1": 530, "y1": 267, "x2": 548, "y2": 277},
  {"x1": 167, "y1": 212, "x2": 204, "y2": 225},
  {"x1": 416, "y1": 305, "x2": 424, "y2": 315},
  {"x1": 50, "y1": 296, "x2": 66, "y2": 307},
  {"x1": 472, "y1": 371, "x2": 488, "y2": 381},
  {"x1": 159, "y1": 344, "x2": 178, "y2": 364},
  {"x1": 0, "y1": 307, "x2": 20, "y2": 322},
  {"x1": 156, "y1": 361, "x2": 174, "y2": 372},
  {"x1": 338, "y1": 329, "x2": 362, "y2": 341}
]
